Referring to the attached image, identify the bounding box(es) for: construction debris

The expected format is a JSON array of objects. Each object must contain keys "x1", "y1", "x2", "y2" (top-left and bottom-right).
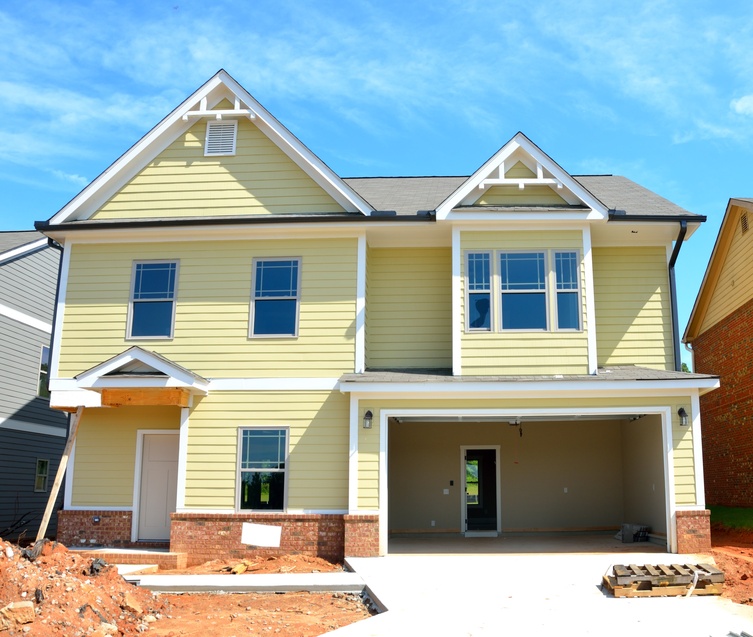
[{"x1": 603, "y1": 563, "x2": 725, "y2": 597}]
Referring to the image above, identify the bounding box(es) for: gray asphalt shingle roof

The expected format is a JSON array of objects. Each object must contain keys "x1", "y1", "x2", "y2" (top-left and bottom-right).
[
  {"x1": 0, "y1": 230, "x2": 44, "y2": 255},
  {"x1": 343, "y1": 175, "x2": 697, "y2": 218}
]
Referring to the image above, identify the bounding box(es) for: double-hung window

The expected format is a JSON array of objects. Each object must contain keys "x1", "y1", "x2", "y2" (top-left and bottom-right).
[
  {"x1": 238, "y1": 428, "x2": 287, "y2": 511},
  {"x1": 500, "y1": 252, "x2": 547, "y2": 330},
  {"x1": 467, "y1": 253, "x2": 491, "y2": 330},
  {"x1": 250, "y1": 258, "x2": 300, "y2": 337},
  {"x1": 34, "y1": 459, "x2": 49, "y2": 492},
  {"x1": 555, "y1": 251, "x2": 580, "y2": 330},
  {"x1": 128, "y1": 261, "x2": 178, "y2": 339}
]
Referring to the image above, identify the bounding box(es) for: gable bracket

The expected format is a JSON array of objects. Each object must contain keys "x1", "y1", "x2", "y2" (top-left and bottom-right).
[
  {"x1": 182, "y1": 94, "x2": 257, "y2": 121},
  {"x1": 478, "y1": 177, "x2": 564, "y2": 190}
]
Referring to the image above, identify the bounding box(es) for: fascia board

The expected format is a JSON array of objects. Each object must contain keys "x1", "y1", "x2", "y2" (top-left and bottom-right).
[
  {"x1": 0, "y1": 238, "x2": 48, "y2": 265},
  {"x1": 683, "y1": 198, "x2": 741, "y2": 342},
  {"x1": 443, "y1": 211, "x2": 600, "y2": 223},
  {"x1": 435, "y1": 132, "x2": 609, "y2": 220},
  {"x1": 47, "y1": 70, "x2": 374, "y2": 225}
]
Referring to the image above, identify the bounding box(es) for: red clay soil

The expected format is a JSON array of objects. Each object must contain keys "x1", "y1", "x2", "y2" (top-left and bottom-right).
[
  {"x1": 711, "y1": 524, "x2": 753, "y2": 605},
  {"x1": 0, "y1": 537, "x2": 372, "y2": 636}
]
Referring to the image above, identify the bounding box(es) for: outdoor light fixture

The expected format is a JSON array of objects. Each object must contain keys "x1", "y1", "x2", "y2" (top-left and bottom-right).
[
  {"x1": 678, "y1": 407, "x2": 689, "y2": 426},
  {"x1": 363, "y1": 410, "x2": 373, "y2": 429}
]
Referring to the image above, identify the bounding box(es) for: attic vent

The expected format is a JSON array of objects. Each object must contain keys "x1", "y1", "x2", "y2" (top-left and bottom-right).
[
  {"x1": 205, "y1": 120, "x2": 237, "y2": 156},
  {"x1": 742, "y1": 211, "x2": 749, "y2": 235}
]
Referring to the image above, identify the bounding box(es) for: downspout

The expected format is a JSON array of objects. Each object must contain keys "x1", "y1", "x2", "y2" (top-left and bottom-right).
[{"x1": 668, "y1": 220, "x2": 687, "y2": 372}]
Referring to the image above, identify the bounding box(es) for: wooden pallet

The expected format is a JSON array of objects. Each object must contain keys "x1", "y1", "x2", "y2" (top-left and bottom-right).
[{"x1": 603, "y1": 563, "x2": 724, "y2": 598}]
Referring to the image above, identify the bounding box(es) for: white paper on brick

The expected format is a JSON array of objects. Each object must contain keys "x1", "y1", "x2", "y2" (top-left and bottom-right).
[{"x1": 241, "y1": 522, "x2": 282, "y2": 547}]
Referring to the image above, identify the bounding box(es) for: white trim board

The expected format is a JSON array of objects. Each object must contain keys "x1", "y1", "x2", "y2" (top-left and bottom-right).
[
  {"x1": 0, "y1": 238, "x2": 48, "y2": 265},
  {"x1": 0, "y1": 303, "x2": 52, "y2": 333},
  {"x1": 0, "y1": 417, "x2": 66, "y2": 438}
]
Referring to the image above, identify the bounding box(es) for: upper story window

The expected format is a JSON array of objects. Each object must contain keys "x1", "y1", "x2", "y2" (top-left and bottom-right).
[
  {"x1": 37, "y1": 345, "x2": 50, "y2": 399},
  {"x1": 250, "y1": 258, "x2": 301, "y2": 337},
  {"x1": 128, "y1": 261, "x2": 178, "y2": 339},
  {"x1": 238, "y1": 428, "x2": 287, "y2": 511},
  {"x1": 35, "y1": 459, "x2": 49, "y2": 492},
  {"x1": 465, "y1": 250, "x2": 581, "y2": 332},
  {"x1": 205, "y1": 120, "x2": 238, "y2": 156}
]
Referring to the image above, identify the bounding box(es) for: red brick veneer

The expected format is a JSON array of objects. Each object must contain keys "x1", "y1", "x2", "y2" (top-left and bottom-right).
[
  {"x1": 343, "y1": 514, "x2": 380, "y2": 557},
  {"x1": 170, "y1": 513, "x2": 346, "y2": 566},
  {"x1": 57, "y1": 510, "x2": 134, "y2": 547},
  {"x1": 675, "y1": 510, "x2": 711, "y2": 554},
  {"x1": 693, "y1": 296, "x2": 753, "y2": 506}
]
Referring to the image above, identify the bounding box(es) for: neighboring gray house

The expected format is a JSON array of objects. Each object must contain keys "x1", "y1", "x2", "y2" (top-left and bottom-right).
[{"x1": 0, "y1": 231, "x2": 68, "y2": 541}]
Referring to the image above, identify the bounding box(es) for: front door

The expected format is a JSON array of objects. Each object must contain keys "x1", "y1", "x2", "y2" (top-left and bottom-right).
[
  {"x1": 138, "y1": 433, "x2": 179, "y2": 541},
  {"x1": 464, "y1": 448, "x2": 498, "y2": 533}
]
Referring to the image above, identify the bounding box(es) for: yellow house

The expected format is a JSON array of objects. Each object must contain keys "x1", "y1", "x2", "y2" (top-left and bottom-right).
[{"x1": 37, "y1": 70, "x2": 717, "y2": 563}]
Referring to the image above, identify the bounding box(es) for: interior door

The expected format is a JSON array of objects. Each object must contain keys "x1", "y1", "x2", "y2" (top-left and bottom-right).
[
  {"x1": 138, "y1": 433, "x2": 178, "y2": 541},
  {"x1": 465, "y1": 448, "x2": 498, "y2": 532}
]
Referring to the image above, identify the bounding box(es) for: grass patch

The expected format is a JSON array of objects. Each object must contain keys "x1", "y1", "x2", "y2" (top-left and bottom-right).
[{"x1": 709, "y1": 506, "x2": 753, "y2": 529}]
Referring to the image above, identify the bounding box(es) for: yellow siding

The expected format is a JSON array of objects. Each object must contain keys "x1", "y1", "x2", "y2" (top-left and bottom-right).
[
  {"x1": 365, "y1": 247, "x2": 452, "y2": 369},
  {"x1": 505, "y1": 161, "x2": 536, "y2": 178},
  {"x1": 593, "y1": 247, "x2": 673, "y2": 369},
  {"x1": 59, "y1": 239, "x2": 357, "y2": 377},
  {"x1": 475, "y1": 185, "x2": 569, "y2": 206},
  {"x1": 358, "y1": 395, "x2": 696, "y2": 510},
  {"x1": 71, "y1": 406, "x2": 179, "y2": 506},
  {"x1": 700, "y1": 206, "x2": 753, "y2": 332},
  {"x1": 459, "y1": 231, "x2": 589, "y2": 375},
  {"x1": 184, "y1": 391, "x2": 349, "y2": 510},
  {"x1": 92, "y1": 118, "x2": 345, "y2": 219}
]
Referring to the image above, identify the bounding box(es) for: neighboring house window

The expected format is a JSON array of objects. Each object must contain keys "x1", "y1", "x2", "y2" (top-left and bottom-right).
[
  {"x1": 128, "y1": 261, "x2": 178, "y2": 339},
  {"x1": 205, "y1": 120, "x2": 238, "y2": 156},
  {"x1": 238, "y1": 428, "x2": 287, "y2": 511},
  {"x1": 35, "y1": 459, "x2": 49, "y2": 492},
  {"x1": 467, "y1": 253, "x2": 491, "y2": 330},
  {"x1": 37, "y1": 345, "x2": 50, "y2": 398},
  {"x1": 500, "y1": 252, "x2": 547, "y2": 330},
  {"x1": 555, "y1": 251, "x2": 580, "y2": 330},
  {"x1": 465, "y1": 250, "x2": 581, "y2": 332},
  {"x1": 250, "y1": 258, "x2": 300, "y2": 337}
]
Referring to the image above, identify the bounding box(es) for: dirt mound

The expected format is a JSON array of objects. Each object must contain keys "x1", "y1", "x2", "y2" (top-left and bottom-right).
[
  {"x1": 0, "y1": 536, "x2": 164, "y2": 635},
  {"x1": 711, "y1": 525, "x2": 753, "y2": 605},
  {"x1": 164, "y1": 553, "x2": 343, "y2": 575}
]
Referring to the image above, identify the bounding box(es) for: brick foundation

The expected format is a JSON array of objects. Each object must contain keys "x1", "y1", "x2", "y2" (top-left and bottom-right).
[
  {"x1": 675, "y1": 509, "x2": 711, "y2": 554},
  {"x1": 57, "y1": 510, "x2": 136, "y2": 548},
  {"x1": 170, "y1": 513, "x2": 346, "y2": 566},
  {"x1": 343, "y1": 514, "x2": 380, "y2": 557}
]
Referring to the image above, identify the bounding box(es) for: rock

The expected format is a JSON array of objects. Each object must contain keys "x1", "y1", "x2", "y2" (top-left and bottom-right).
[
  {"x1": 121, "y1": 592, "x2": 143, "y2": 615},
  {"x1": 143, "y1": 614, "x2": 157, "y2": 623},
  {"x1": 4, "y1": 547, "x2": 13, "y2": 559},
  {"x1": 0, "y1": 601, "x2": 35, "y2": 625}
]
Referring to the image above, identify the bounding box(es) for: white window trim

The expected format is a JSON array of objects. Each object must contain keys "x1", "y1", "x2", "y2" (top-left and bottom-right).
[
  {"x1": 204, "y1": 120, "x2": 238, "y2": 156},
  {"x1": 463, "y1": 249, "x2": 582, "y2": 333},
  {"x1": 235, "y1": 426, "x2": 290, "y2": 513},
  {"x1": 248, "y1": 257, "x2": 302, "y2": 339},
  {"x1": 34, "y1": 458, "x2": 49, "y2": 493},
  {"x1": 126, "y1": 260, "x2": 179, "y2": 340}
]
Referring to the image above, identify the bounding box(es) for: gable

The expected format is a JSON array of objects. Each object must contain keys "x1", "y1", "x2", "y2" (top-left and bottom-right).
[{"x1": 90, "y1": 116, "x2": 346, "y2": 220}]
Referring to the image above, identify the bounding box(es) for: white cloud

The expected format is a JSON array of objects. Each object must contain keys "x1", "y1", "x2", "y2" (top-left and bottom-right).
[{"x1": 731, "y1": 95, "x2": 753, "y2": 116}]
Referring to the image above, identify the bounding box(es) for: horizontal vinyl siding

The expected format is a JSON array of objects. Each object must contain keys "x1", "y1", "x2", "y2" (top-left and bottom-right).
[
  {"x1": 593, "y1": 247, "x2": 673, "y2": 369},
  {"x1": 92, "y1": 118, "x2": 345, "y2": 219},
  {"x1": 0, "y1": 316, "x2": 66, "y2": 429},
  {"x1": 71, "y1": 406, "x2": 179, "y2": 507},
  {"x1": 701, "y1": 207, "x2": 753, "y2": 332},
  {"x1": 184, "y1": 391, "x2": 349, "y2": 511},
  {"x1": 460, "y1": 231, "x2": 589, "y2": 375},
  {"x1": 366, "y1": 395, "x2": 696, "y2": 510},
  {"x1": 59, "y1": 239, "x2": 357, "y2": 377},
  {"x1": 366, "y1": 247, "x2": 452, "y2": 369},
  {"x1": 0, "y1": 247, "x2": 58, "y2": 322},
  {"x1": 0, "y1": 428, "x2": 66, "y2": 539}
]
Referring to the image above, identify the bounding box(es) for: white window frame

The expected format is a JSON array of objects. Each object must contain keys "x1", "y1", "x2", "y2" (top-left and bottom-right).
[
  {"x1": 499, "y1": 251, "x2": 549, "y2": 331},
  {"x1": 236, "y1": 427, "x2": 289, "y2": 513},
  {"x1": 463, "y1": 249, "x2": 582, "y2": 333},
  {"x1": 465, "y1": 252, "x2": 492, "y2": 332},
  {"x1": 249, "y1": 257, "x2": 302, "y2": 338},
  {"x1": 205, "y1": 120, "x2": 238, "y2": 156},
  {"x1": 34, "y1": 458, "x2": 49, "y2": 492},
  {"x1": 37, "y1": 345, "x2": 50, "y2": 399},
  {"x1": 126, "y1": 260, "x2": 179, "y2": 340}
]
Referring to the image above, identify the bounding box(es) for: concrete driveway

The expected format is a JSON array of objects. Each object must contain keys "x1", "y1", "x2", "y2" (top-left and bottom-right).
[{"x1": 332, "y1": 535, "x2": 753, "y2": 637}]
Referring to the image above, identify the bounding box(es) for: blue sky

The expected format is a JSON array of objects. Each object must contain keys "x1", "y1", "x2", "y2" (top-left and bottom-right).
[{"x1": 2, "y1": 0, "x2": 752, "y2": 366}]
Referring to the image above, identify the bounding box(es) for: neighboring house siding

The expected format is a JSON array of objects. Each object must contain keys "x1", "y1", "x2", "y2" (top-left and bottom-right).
[
  {"x1": 59, "y1": 238, "x2": 358, "y2": 378},
  {"x1": 0, "y1": 247, "x2": 58, "y2": 323},
  {"x1": 593, "y1": 246, "x2": 673, "y2": 370},
  {"x1": 70, "y1": 406, "x2": 179, "y2": 507},
  {"x1": 185, "y1": 391, "x2": 349, "y2": 511},
  {"x1": 693, "y1": 295, "x2": 753, "y2": 507},
  {"x1": 92, "y1": 118, "x2": 345, "y2": 219},
  {"x1": 365, "y1": 247, "x2": 452, "y2": 369},
  {"x1": 459, "y1": 230, "x2": 589, "y2": 375},
  {"x1": 0, "y1": 428, "x2": 64, "y2": 539},
  {"x1": 699, "y1": 206, "x2": 753, "y2": 333}
]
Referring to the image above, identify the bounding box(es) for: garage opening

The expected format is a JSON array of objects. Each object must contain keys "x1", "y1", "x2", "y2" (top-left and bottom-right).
[{"x1": 387, "y1": 413, "x2": 667, "y2": 551}]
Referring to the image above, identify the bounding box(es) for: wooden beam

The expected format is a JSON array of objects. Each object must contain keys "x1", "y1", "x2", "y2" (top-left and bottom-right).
[
  {"x1": 37, "y1": 406, "x2": 84, "y2": 541},
  {"x1": 101, "y1": 387, "x2": 191, "y2": 407}
]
